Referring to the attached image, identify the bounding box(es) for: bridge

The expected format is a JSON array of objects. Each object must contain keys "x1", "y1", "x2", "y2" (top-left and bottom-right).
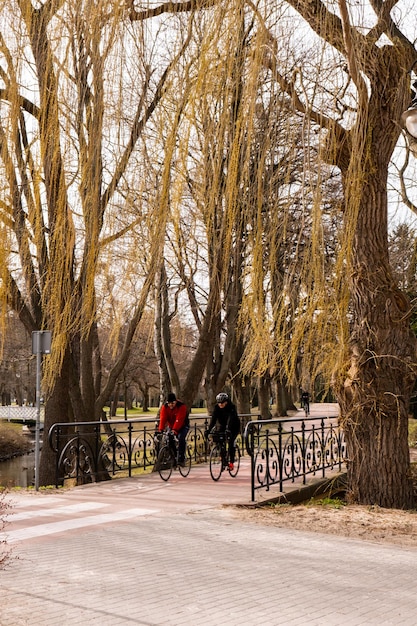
[
  {"x1": 47, "y1": 403, "x2": 346, "y2": 501},
  {"x1": 0, "y1": 405, "x2": 44, "y2": 429}
]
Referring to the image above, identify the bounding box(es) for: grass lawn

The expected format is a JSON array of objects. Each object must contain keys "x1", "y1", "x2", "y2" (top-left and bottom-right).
[
  {"x1": 106, "y1": 406, "x2": 209, "y2": 418},
  {"x1": 0, "y1": 421, "x2": 33, "y2": 460}
]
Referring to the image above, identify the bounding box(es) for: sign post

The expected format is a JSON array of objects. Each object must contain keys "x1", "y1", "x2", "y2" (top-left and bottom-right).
[{"x1": 32, "y1": 331, "x2": 51, "y2": 491}]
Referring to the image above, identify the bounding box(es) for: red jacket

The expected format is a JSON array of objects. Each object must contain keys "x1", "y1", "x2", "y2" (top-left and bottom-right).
[{"x1": 158, "y1": 401, "x2": 188, "y2": 434}]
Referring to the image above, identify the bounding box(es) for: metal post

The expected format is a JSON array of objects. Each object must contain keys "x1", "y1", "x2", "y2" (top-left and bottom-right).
[
  {"x1": 32, "y1": 331, "x2": 51, "y2": 491},
  {"x1": 35, "y1": 349, "x2": 42, "y2": 491}
]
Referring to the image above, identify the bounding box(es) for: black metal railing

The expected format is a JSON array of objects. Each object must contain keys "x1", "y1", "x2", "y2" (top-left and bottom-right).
[
  {"x1": 244, "y1": 415, "x2": 347, "y2": 501},
  {"x1": 48, "y1": 413, "x2": 255, "y2": 487}
]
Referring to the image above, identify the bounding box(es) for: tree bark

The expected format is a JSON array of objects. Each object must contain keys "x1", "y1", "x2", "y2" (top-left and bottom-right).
[
  {"x1": 336, "y1": 153, "x2": 417, "y2": 508},
  {"x1": 39, "y1": 354, "x2": 73, "y2": 487},
  {"x1": 257, "y1": 374, "x2": 272, "y2": 420},
  {"x1": 337, "y1": 253, "x2": 416, "y2": 504},
  {"x1": 232, "y1": 374, "x2": 252, "y2": 416},
  {"x1": 274, "y1": 378, "x2": 291, "y2": 417}
]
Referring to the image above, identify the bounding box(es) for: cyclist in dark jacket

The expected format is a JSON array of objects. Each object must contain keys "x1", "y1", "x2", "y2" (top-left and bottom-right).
[
  {"x1": 207, "y1": 393, "x2": 241, "y2": 470},
  {"x1": 301, "y1": 390, "x2": 310, "y2": 415}
]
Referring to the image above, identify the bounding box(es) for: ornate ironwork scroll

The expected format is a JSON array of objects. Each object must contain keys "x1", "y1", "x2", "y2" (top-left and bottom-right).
[{"x1": 244, "y1": 416, "x2": 347, "y2": 501}]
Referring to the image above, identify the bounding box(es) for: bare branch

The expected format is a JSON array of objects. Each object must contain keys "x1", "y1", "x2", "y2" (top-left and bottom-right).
[
  {"x1": 367, "y1": 0, "x2": 417, "y2": 54},
  {"x1": 394, "y1": 142, "x2": 417, "y2": 216},
  {"x1": 283, "y1": 0, "x2": 349, "y2": 55},
  {"x1": 100, "y1": 23, "x2": 193, "y2": 213},
  {"x1": 337, "y1": 0, "x2": 368, "y2": 110},
  {"x1": 129, "y1": 0, "x2": 217, "y2": 21}
]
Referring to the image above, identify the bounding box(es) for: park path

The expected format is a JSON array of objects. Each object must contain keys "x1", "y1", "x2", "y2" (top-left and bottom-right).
[
  {"x1": 7, "y1": 403, "x2": 416, "y2": 626},
  {"x1": 1, "y1": 458, "x2": 417, "y2": 626}
]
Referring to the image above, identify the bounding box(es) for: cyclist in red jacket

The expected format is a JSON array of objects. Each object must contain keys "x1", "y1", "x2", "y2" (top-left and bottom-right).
[{"x1": 158, "y1": 393, "x2": 189, "y2": 466}]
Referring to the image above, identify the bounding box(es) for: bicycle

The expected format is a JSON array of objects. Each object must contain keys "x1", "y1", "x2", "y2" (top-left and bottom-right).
[
  {"x1": 208, "y1": 431, "x2": 241, "y2": 481},
  {"x1": 155, "y1": 428, "x2": 191, "y2": 481},
  {"x1": 301, "y1": 394, "x2": 310, "y2": 417}
]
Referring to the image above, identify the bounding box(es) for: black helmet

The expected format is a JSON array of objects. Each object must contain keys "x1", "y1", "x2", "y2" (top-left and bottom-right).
[{"x1": 216, "y1": 392, "x2": 229, "y2": 403}]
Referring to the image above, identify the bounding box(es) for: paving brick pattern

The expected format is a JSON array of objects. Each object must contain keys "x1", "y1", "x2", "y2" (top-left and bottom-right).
[
  {"x1": 2, "y1": 503, "x2": 417, "y2": 626},
  {"x1": 1, "y1": 405, "x2": 417, "y2": 625}
]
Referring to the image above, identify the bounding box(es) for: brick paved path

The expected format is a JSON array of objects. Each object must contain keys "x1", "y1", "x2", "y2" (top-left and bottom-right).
[
  {"x1": 2, "y1": 503, "x2": 417, "y2": 626},
  {"x1": 1, "y1": 458, "x2": 417, "y2": 626},
  {"x1": 1, "y1": 404, "x2": 416, "y2": 625}
]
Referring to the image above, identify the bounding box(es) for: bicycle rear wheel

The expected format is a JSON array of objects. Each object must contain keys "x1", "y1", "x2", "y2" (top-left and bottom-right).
[
  {"x1": 228, "y1": 444, "x2": 241, "y2": 478},
  {"x1": 178, "y1": 448, "x2": 192, "y2": 477},
  {"x1": 209, "y1": 444, "x2": 223, "y2": 481},
  {"x1": 158, "y1": 445, "x2": 174, "y2": 481}
]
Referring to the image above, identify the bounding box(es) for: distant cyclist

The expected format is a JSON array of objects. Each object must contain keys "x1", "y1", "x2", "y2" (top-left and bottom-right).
[
  {"x1": 301, "y1": 390, "x2": 310, "y2": 415},
  {"x1": 206, "y1": 393, "x2": 240, "y2": 471}
]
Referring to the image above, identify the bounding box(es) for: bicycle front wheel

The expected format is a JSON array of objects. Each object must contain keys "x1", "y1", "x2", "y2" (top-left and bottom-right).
[
  {"x1": 178, "y1": 448, "x2": 192, "y2": 478},
  {"x1": 229, "y1": 444, "x2": 241, "y2": 478},
  {"x1": 209, "y1": 444, "x2": 223, "y2": 481},
  {"x1": 157, "y1": 445, "x2": 174, "y2": 481}
]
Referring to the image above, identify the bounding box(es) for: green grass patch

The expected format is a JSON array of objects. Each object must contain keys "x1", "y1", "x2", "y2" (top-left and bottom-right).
[
  {"x1": 409, "y1": 419, "x2": 417, "y2": 447},
  {"x1": 0, "y1": 421, "x2": 33, "y2": 460},
  {"x1": 104, "y1": 406, "x2": 159, "y2": 417},
  {"x1": 104, "y1": 406, "x2": 210, "y2": 418},
  {"x1": 312, "y1": 496, "x2": 346, "y2": 509}
]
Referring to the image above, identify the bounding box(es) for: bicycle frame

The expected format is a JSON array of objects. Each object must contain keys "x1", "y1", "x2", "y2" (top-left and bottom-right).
[
  {"x1": 156, "y1": 427, "x2": 191, "y2": 480},
  {"x1": 208, "y1": 432, "x2": 240, "y2": 481}
]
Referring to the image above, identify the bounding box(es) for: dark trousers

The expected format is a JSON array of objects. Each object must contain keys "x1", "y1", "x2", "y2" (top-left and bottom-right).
[
  {"x1": 177, "y1": 425, "x2": 190, "y2": 462},
  {"x1": 227, "y1": 427, "x2": 240, "y2": 464}
]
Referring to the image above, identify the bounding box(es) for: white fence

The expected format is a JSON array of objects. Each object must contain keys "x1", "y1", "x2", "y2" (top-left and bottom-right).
[{"x1": 0, "y1": 406, "x2": 42, "y2": 421}]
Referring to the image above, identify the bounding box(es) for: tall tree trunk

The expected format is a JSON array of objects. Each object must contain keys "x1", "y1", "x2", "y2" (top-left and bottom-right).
[
  {"x1": 141, "y1": 383, "x2": 150, "y2": 412},
  {"x1": 39, "y1": 357, "x2": 73, "y2": 487},
  {"x1": 337, "y1": 163, "x2": 417, "y2": 508},
  {"x1": 274, "y1": 378, "x2": 290, "y2": 417},
  {"x1": 110, "y1": 383, "x2": 120, "y2": 417},
  {"x1": 258, "y1": 374, "x2": 272, "y2": 419},
  {"x1": 232, "y1": 374, "x2": 252, "y2": 416}
]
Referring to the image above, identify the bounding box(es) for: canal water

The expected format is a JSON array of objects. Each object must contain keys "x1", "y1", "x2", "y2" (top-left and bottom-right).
[
  {"x1": 0, "y1": 450, "x2": 36, "y2": 488},
  {"x1": 0, "y1": 429, "x2": 36, "y2": 488},
  {"x1": 0, "y1": 451, "x2": 35, "y2": 488}
]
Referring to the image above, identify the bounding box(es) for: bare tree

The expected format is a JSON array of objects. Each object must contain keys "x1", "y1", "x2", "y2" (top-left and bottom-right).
[
  {"x1": 0, "y1": 0, "x2": 192, "y2": 484},
  {"x1": 145, "y1": 0, "x2": 417, "y2": 506},
  {"x1": 0, "y1": 314, "x2": 34, "y2": 405},
  {"x1": 3, "y1": 0, "x2": 416, "y2": 505},
  {"x1": 250, "y1": 0, "x2": 417, "y2": 507}
]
